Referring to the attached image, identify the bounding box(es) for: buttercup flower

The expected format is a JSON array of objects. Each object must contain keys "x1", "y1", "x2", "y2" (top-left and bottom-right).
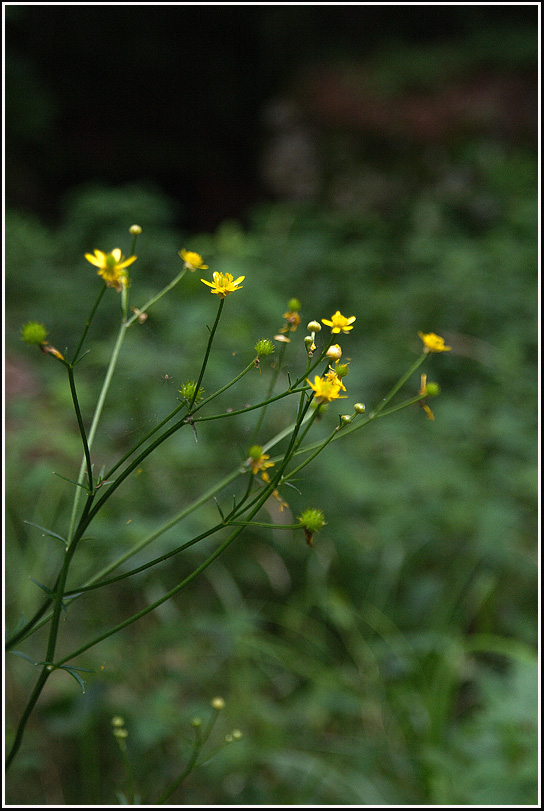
[
  {"x1": 179, "y1": 249, "x2": 208, "y2": 272},
  {"x1": 322, "y1": 311, "x2": 356, "y2": 334},
  {"x1": 418, "y1": 331, "x2": 451, "y2": 353},
  {"x1": 85, "y1": 248, "x2": 136, "y2": 291},
  {"x1": 306, "y1": 374, "x2": 347, "y2": 403},
  {"x1": 201, "y1": 271, "x2": 244, "y2": 297},
  {"x1": 324, "y1": 369, "x2": 347, "y2": 392}
]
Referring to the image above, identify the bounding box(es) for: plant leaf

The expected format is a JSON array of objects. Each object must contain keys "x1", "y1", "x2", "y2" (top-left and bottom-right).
[
  {"x1": 24, "y1": 521, "x2": 68, "y2": 546},
  {"x1": 10, "y1": 650, "x2": 38, "y2": 667}
]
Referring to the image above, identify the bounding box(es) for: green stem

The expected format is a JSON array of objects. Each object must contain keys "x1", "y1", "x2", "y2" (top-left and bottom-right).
[
  {"x1": 125, "y1": 267, "x2": 187, "y2": 328},
  {"x1": 6, "y1": 496, "x2": 95, "y2": 770},
  {"x1": 71, "y1": 285, "x2": 107, "y2": 366},
  {"x1": 66, "y1": 365, "x2": 94, "y2": 493},
  {"x1": 189, "y1": 297, "x2": 225, "y2": 409},
  {"x1": 63, "y1": 523, "x2": 225, "y2": 596},
  {"x1": 156, "y1": 724, "x2": 203, "y2": 805},
  {"x1": 5, "y1": 667, "x2": 50, "y2": 770},
  {"x1": 54, "y1": 403, "x2": 312, "y2": 669},
  {"x1": 249, "y1": 341, "x2": 287, "y2": 445},
  {"x1": 67, "y1": 317, "x2": 128, "y2": 542}
]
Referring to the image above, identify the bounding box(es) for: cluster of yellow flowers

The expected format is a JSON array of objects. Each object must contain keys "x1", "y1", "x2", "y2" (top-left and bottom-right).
[{"x1": 82, "y1": 246, "x2": 451, "y2": 420}]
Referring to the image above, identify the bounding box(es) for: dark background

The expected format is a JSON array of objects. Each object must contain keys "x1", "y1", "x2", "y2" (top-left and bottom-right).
[{"x1": 6, "y1": 4, "x2": 537, "y2": 229}]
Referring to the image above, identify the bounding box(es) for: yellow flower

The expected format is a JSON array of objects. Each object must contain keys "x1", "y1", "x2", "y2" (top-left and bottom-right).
[
  {"x1": 306, "y1": 374, "x2": 347, "y2": 403},
  {"x1": 418, "y1": 331, "x2": 451, "y2": 353},
  {"x1": 321, "y1": 311, "x2": 356, "y2": 334},
  {"x1": 179, "y1": 249, "x2": 208, "y2": 272},
  {"x1": 248, "y1": 448, "x2": 275, "y2": 479},
  {"x1": 85, "y1": 248, "x2": 136, "y2": 291},
  {"x1": 201, "y1": 271, "x2": 244, "y2": 297},
  {"x1": 324, "y1": 369, "x2": 347, "y2": 392},
  {"x1": 279, "y1": 310, "x2": 301, "y2": 334}
]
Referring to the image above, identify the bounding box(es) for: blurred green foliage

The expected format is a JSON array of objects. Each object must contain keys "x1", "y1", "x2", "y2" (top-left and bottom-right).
[{"x1": 5, "y1": 133, "x2": 537, "y2": 804}]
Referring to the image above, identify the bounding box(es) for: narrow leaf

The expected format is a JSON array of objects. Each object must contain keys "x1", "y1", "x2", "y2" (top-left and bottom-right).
[
  {"x1": 10, "y1": 650, "x2": 38, "y2": 667},
  {"x1": 6, "y1": 613, "x2": 27, "y2": 639},
  {"x1": 53, "y1": 472, "x2": 89, "y2": 490},
  {"x1": 24, "y1": 521, "x2": 68, "y2": 546},
  {"x1": 59, "y1": 666, "x2": 87, "y2": 693},
  {"x1": 28, "y1": 577, "x2": 54, "y2": 595}
]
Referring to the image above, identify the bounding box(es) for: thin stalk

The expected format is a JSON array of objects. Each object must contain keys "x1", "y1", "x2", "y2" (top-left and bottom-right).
[
  {"x1": 5, "y1": 668, "x2": 50, "y2": 770},
  {"x1": 62, "y1": 523, "x2": 225, "y2": 596},
  {"x1": 54, "y1": 395, "x2": 313, "y2": 668},
  {"x1": 124, "y1": 267, "x2": 187, "y2": 328},
  {"x1": 66, "y1": 365, "x2": 94, "y2": 494},
  {"x1": 249, "y1": 340, "x2": 287, "y2": 445},
  {"x1": 6, "y1": 496, "x2": 95, "y2": 770},
  {"x1": 67, "y1": 317, "x2": 128, "y2": 541},
  {"x1": 156, "y1": 724, "x2": 203, "y2": 805},
  {"x1": 189, "y1": 297, "x2": 224, "y2": 409},
  {"x1": 71, "y1": 285, "x2": 107, "y2": 366}
]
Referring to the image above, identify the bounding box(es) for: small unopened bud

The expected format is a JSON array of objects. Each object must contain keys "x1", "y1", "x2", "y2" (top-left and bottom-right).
[
  {"x1": 307, "y1": 320, "x2": 321, "y2": 332},
  {"x1": 129, "y1": 224, "x2": 142, "y2": 235},
  {"x1": 211, "y1": 696, "x2": 225, "y2": 710},
  {"x1": 231, "y1": 729, "x2": 243, "y2": 740},
  {"x1": 326, "y1": 344, "x2": 342, "y2": 360},
  {"x1": 340, "y1": 414, "x2": 353, "y2": 424},
  {"x1": 111, "y1": 716, "x2": 125, "y2": 728},
  {"x1": 354, "y1": 402, "x2": 366, "y2": 414},
  {"x1": 191, "y1": 717, "x2": 203, "y2": 727},
  {"x1": 287, "y1": 298, "x2": 301, "y2": 312}
]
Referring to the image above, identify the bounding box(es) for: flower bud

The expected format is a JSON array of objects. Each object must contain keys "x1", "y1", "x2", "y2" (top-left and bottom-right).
[
  {"x1": 354, "y1": 402, "x2": 366, "y2": 414},
  {"x1": 129, "y1": 224, "x2": 142, "y2": 234},
  {"x1": 307, "y1": 320, "x2": 321, "y2": 332},
  {"x1": 326, "y1": 344, "x2": 342, "y2": 360},
  {"x1": 287, "y1": 298, "x2": 301, "y2": 312},
  {"x1": 111, "y1": 716, "x2": 125, "y2": 728},
  {"x1": 211, "y1": 696, "x2": 225, "y2": 710}
]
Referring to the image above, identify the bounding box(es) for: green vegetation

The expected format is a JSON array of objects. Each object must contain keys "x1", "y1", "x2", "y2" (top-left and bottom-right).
[{"x1": 5, "y1": 134, "x2": 537, "y2": 804}]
